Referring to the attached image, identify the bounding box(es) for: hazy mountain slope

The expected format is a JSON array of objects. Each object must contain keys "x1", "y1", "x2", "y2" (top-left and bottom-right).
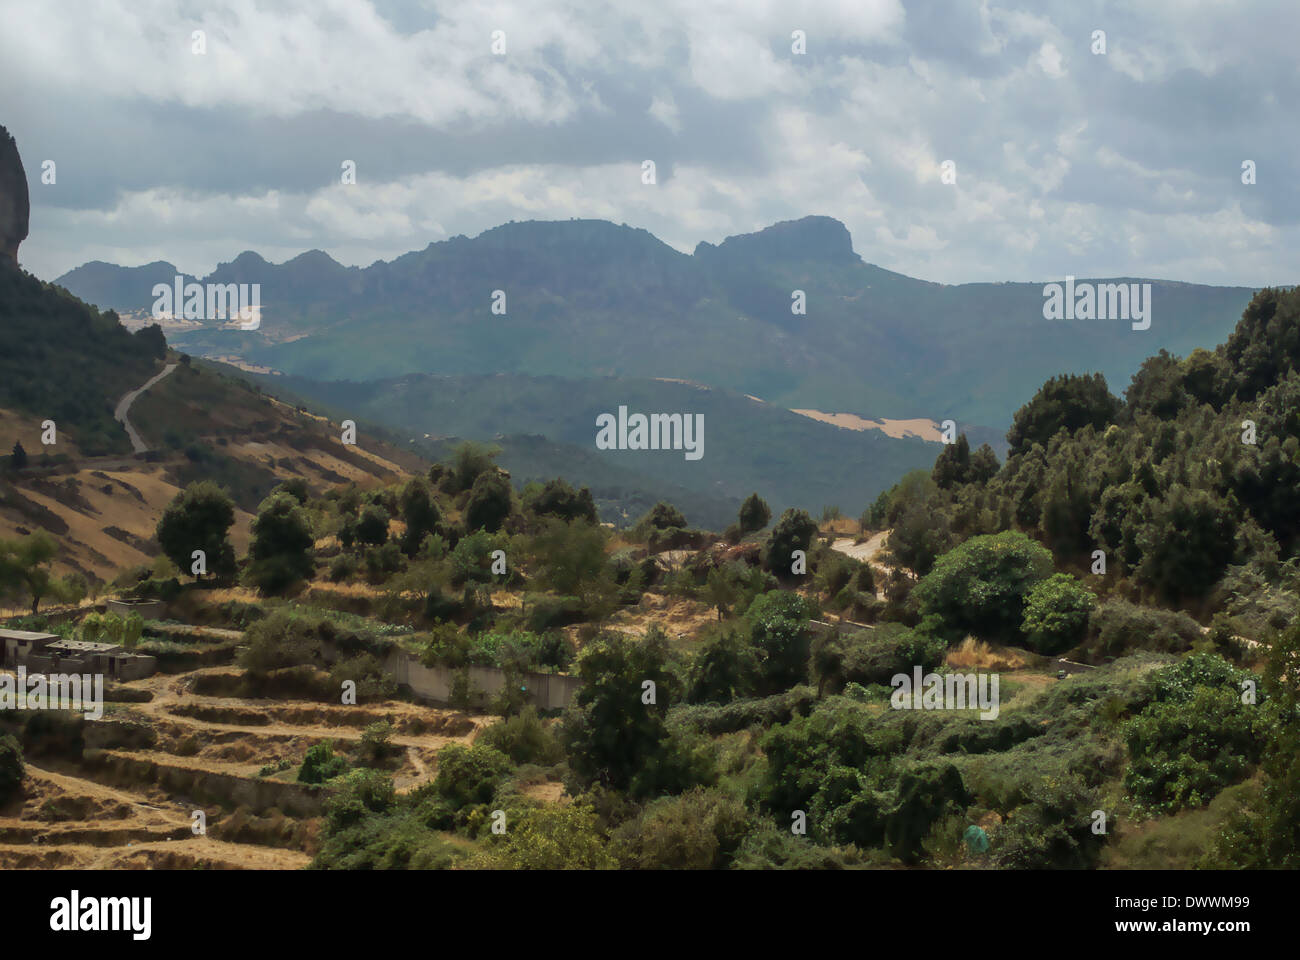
[
  {"x1": 233, "y1": 370, "x2": 942, "y2": 525},
  {"x1": 56, "y1": 217, "x2": 1258, "y2": 428}
]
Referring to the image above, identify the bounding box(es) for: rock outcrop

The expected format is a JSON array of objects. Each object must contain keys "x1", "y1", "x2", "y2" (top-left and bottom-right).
[{"x1": 0, "y1": 124, "x2": 31, "y2": 266}]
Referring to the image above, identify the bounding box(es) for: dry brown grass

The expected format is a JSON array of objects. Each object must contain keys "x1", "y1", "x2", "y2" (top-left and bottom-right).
[{"x1": 945, "y1": 637, "x2": 1027, "y2": 671}]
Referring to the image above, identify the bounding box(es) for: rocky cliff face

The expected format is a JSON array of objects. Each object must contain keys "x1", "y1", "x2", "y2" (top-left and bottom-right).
[{"x1": 0, "y1": 124, "x2": 31, "y2": 266}]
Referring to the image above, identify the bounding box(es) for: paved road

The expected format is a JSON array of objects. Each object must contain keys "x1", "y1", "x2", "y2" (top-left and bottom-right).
[{"x1": 114, "y1": 363, "x2": 177, "y2": 453}]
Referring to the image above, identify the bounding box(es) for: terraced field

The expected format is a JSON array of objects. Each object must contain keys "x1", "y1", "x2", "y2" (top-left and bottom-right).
[{"x1": 0, "y1": 664, "x2": 491, "y2": 870}]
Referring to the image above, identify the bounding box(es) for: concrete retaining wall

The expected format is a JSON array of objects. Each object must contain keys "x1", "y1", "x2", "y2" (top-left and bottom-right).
[{"x1": 381, "y1": 649, "x2": 583, "y2": 711}]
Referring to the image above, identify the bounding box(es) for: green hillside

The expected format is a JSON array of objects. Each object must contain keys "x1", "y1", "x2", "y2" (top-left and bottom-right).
[{"x1": 232, "y1": 369, "x2": 942, "y2": 527}]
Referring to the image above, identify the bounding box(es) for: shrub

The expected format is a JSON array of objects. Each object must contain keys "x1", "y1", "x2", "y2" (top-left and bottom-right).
[
  {"x1": 1085, "y1": 599, "x2": 1203, "y2": 659},
  {"x1": 764, "y1": 508, "x2": 818, "y2": 575},
  {"x1": 433, "y1": 743, "x2": 512, "y2": 808},
  {"x1": 0, "y1": 734, "x2": 25, "y2": 804},
  {"x1": 913, "y1": 531, "x2": 1054, "y2": 644},
  {"x1": 477, "y1": 707, "x2": 564, "y2": 766},
  {"x1": 298, "y1": 740, "x2": 349, "y2": 784},
  {"x1": 745, "y1": 591, "x2": 818, "y2": 692},
  {"x1": 1021, "y1": 573, "x2": 1096, "y2": 654},
  {"x1": 610, "y1": 787, "x2": 752, "y2": 869}
]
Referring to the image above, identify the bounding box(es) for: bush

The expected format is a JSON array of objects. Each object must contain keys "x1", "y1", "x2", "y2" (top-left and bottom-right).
[
  {"x1": 470, "y1": 802, "x2": 615, "y2": 870},
  {"x1": 1085, "y1": 599, "x2": 1203, "y2": 659},
  {"x1": 0, "y1": 734, "x2": 25, "y2": 804},
  {"x1": 359, "y1": 721, "x2": 397, "y2": 766},
  {"x1": 992, "y1": 776, "x2": 1106, "y2": 869},
  {"x1": 298, "y1": 740, "x2": 349, "y2": 784},
  {"x1": 1021, "y1": 573, "x2": 1096, "y2": 654},
  {"x1": 329, "y1": 654, "x2": 396, "y2": 703},
  {"x1": 913, "y1": 531, "x2": 1054, "y2": 644},
  {"x1": 745, "y1": 591, "x2": 818, "y2": 692},
  {"x1": 810, "y1": 623, "x2": 946, "y2": 696},
  {"x1": 610, "y1": 787, "x2": 752, "y2": 869},
  {"x1": 764, "y1": 508, "x2": 819, "y2": 575},
  {"x1": 477, "y1": 707, "x2": 564, "y2": 766},
  {"x1": 433, "y1": 743, "x2": 512, "y2": 808}
]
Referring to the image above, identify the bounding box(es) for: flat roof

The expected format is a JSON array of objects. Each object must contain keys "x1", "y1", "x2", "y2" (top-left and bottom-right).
[
  {"x1": 47, "y1": 639, "x2": 123, "y2": 653},
  {"x1": 0, "y1": 629, "x2": 59, "y2": 642}
]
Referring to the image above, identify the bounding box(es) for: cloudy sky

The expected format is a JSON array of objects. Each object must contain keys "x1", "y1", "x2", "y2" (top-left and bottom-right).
[{"x1": 1, "y1": 0, "x2": 1295, "y2": 287}]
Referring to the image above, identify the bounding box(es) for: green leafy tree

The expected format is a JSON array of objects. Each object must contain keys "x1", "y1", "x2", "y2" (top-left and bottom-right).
[
  {"x1": 398, "y1": 477, "x2": 440, "y2": 556},
  {"x1": 561, "y1": 628, "x2": 702, "y2": 797},
  {"x1": 1134, "y1": 484, "x2": 1236, "y2": 602},
  {"x1": 432, "y1": 743, "x2": 512, "y2": 808},
  {"x1": 912, "y1": 531, "x2": 1054, "y2": 644},
  {"x1": 246, "y1": 492, "x2": 315, "y2": 594},
  {"x1": 0, "y1": 531, "x2": 84, "y2": 615},
  {"x1": 745, "y1": 590, "x2": 817, "y2": 691},
  {"x1": 527, "y1": 478, "x2": 598, "y2": 524},
  {"x1": 1020, "y1": 573, "x2": 1095, "y2": 654},
  {"x1": 643, "y1": 501, "x2": 687, "y2": 531},
  {"x1": 465, "y1": 471, "x2": 513, "y2": 533},
  {"x1": 737, "y1": 493, "x2": 771, "y2": 533},
  {"x1": 763, "y1": 508, "x2": 818, "y2": 575},
  {"x1": 687, "y1": 630, "x2": 760, "y2": 704},
  {"x1": 448, "y1": 441, "x2": 501, "y2": 494},
  {"x1": 355, "y1": 504, "x2": 390, "y2": 546},
  {"x1": 1006, "y1": 372, "x2": 1120, "y2": 458},
  {"x1": 155, "y1": 481, "x2": 237, "y2": 581},
  {"x1": 9, "y1": 441, "x2": 26, "y2": 470},
  {"x1": 1256, "y1": 617, "x2": 1300, "y2": 865},
  {"x1": 932, "y1": 434, "x2": 972, "y2": 489}
]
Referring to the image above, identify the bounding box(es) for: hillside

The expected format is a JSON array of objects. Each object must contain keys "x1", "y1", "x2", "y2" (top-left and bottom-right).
[
  {"x1": 0, "y1": 273, "x2": 418, "y2": 587},
  {"x1": 56, "y1": 217, "x2": 1257, "y2": 429},
  {"x1": 229, "y1": 369, "x2": 942, "y2": 528}
]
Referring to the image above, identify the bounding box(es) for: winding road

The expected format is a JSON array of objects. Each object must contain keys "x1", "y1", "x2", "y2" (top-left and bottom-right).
[{"x1": 114, "y1": 363, "x2": 177, "y2": 453}]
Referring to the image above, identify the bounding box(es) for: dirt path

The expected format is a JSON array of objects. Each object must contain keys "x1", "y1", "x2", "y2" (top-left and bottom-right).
[
  {"x1": 831, "y1": 530, "x2": 890, "y2": 566},
  {"x1": 114, "y1": 362, "x2": 177, "y2": 453}
]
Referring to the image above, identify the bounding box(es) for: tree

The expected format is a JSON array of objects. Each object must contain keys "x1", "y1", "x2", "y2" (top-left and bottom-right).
[
  {"x1": 745, "y1": 590, "x2": 817, "y2": 691},
  {"x1": 643, "y1": 501, "x2": 687, "y2": 531},
  {"x1": 464, "y1": 471, "x2": 512, "y2": 533},
  {"x1": 688, "y1": 630, "x2": 760, "y2": 704},
  {"x1": 155, "y1": 481, "x2": 237, "y2": 581},
  {"x1": 1134, "y1": 484, "x2": 1236, "y2": 602},
  {"x1": 1257, "y1": 617, "x2": 1300, "y2": 865},
  {"x1": 449, "y1": 441, "x2": 500, "y2": 494},
  {"x1": 530, "y1": 518, "x2": 614, "y2": 611},
  {"x1": 704, "y1": 565, "x2": 740, "y2": 620},
  {"x1": 1006, "y1": 373, "x2": 1120, "y2": 458},
  {"x1": 932, "y1": 434, "x2": 971, "y2": 489},
  {"x1": 432, "y1": 743, "x2": 512, "y2": 808},
  {"x1": 968, "y1": 443, "x2": 1000, "y2": 484},
  {"x1": 737, "y1": 493, "x2": 771, "y2": 533},
  {"x1": 398, "y1": 477, "x2": 441, "y2": 555},
  {"x1": 1020, "y1": 573, "x2": 1095, "y2": 654},
  {"x1": 561, "y1": 629, "x2": 694, "y2": 796},
  {"x1": 763, "y1": 508, "x2": 818, "y2": 575},
  {"x1": 247, "y1": 492, "x2": 315, "y2": 594},
  {"x1": 355, "y1": 504, "x2": 390, "y2": 547},
  {"x1": 912, "y1": 531, "x2": 1055, "y2": 643},
  {"x1": 527, "y1": 478, "x2": 597, "y2": 524},
  {"x1": 0, "y1": 531, "x2": 84, "y2": 615},
  {"x1": 9, "y1": 441, "x2": 26, "y2": 469}
]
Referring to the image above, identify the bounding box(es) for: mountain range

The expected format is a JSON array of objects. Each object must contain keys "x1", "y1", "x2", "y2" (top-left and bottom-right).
[{"x1": 54, "y1": 216, "x2": 1257, "y2": 429}]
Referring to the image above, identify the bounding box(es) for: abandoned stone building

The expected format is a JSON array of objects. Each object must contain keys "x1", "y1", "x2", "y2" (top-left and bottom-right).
[{"x1": 0, "y1": 629, "x2": 157, "y2": 681}]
